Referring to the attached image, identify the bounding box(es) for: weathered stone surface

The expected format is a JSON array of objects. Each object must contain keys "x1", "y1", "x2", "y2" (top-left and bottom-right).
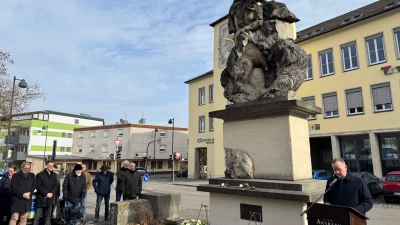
[
  {"x1": 222, "y1": 0, "x2": 307, "y2": 103},
  {"x1": 140, "y1": 192, "x2": 181, "y2": 220},
  {"x1": 109, "y1": 199, "x2": 154, "y2": 225},
  {"x1": 225, "y1": 148, "x2": 253, "y2": 179}
]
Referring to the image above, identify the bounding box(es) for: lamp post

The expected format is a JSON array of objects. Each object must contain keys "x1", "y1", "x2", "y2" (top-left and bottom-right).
[
  {"x1": 42, "y1": 125, "x2": 48, "y2": 168},
  {"x1": 168, "y1": 118, "x2": 174, "y2": 182},
  {"x1": 4, "y1": 76, "x2": 27, "y2": 170},
  {"x1": 153, "y1": 128, "x2": 158, "y2": 175},
  {"x1": 146, "y1": 138, "x2": 161, "y2": 172}
]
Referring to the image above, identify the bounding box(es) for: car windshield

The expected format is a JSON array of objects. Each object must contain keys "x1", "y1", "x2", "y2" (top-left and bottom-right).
[{"x1": 387, "y1": 174, "x2": 400, "y2": 182}]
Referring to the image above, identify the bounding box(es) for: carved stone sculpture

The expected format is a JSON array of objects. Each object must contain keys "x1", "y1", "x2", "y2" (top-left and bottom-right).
[
  {"x1": 225, "y1": 148, "x2": 254, "y2": 179},
  {"x1": 221, "y1": 0, "x2": 307, "y2": 103}
]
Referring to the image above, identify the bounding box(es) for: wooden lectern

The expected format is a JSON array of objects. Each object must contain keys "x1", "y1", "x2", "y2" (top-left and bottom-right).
[{"x1": 306, "y1": 203, "x2": 369, "y2": 225}]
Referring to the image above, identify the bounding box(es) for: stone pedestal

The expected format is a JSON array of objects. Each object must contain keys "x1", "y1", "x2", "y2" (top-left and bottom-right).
[
  {"x1": 141, "y1": 192, "x2": 181, "y2": 220},
  {"x1": 109, "y1": 199, "x2": 153, "y2": 225}
]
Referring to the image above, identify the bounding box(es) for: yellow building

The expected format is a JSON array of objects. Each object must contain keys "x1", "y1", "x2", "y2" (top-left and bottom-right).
[{"x1": 186, "y1": 0, "x2": 400, "y2": 178}]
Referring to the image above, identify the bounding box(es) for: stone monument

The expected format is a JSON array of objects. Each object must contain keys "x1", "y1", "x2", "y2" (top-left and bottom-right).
[{"x1": 197, "y1": 1, "x2": 326, "y2": 225}]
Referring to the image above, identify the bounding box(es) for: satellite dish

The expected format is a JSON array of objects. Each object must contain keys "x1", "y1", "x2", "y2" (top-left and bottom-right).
[{"x1": 120, "y1": 118, "x2": 124, "y2": 123}]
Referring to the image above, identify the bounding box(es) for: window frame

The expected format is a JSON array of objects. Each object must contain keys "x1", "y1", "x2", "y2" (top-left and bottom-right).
[
  {"x1": 78, "y1": 132, "x2": 83, "y2": 139},
  {"x1": 209, "y1": 85, "x2": 214, "y2": 103},
  {"x1": 199, "y1": 87, "x2": 205, "y2": 106},
  {"x1": 74, "y1": 119, "x2": 79, "y2": 124},
  {"x1": 340, "y1": 41, "x2": 359, "y2": 72},
  {"x1": 345, "y1": 88, "x2": 364, "y2": 116},
  {"x1": 302, "y1": 96, "x2": 317, "y2": 120},
  {"x1": 305, "y1": 54, "x2": 313, "y2": 80},
  {"x1": 102, "y1": 144, "x2": 108, "y2": 152},
  {"x1": 199, "y1": 116, "x2": 205, "y2": 133},
  {"x1": 209, "y1": 117, "x2": 214, "y2": 131},
  {"x1": 370, "y1": 83, "x2": 393, "y2": 113},
  {"x1": 322, "y1": 92, "x2": 339, "y2": 118},
  {"x1": 103, "y1": 130, "x2": 109, "y2": 138},
  {"x1": 319, "y1": 49, "x2": 335, "y2": 77},
  {"x1": 117, "y1": 129, "x2": 124, "y2": 136},
  {"x1": 365, "y1": 33, "x2": 387, "y2": 66},
  {"x1": 159, "y1": 145, "x2": 166, "y2": 153},
  {"x1": 394, "y1": 27, "x2": 400, "y2": 59},
  {"x1": 157, "y1": 160, "x2": 163, "y2": 169},
  {"x1": 89, "y1": 145, "x2": 95, "y2": 153},
  {"x1": 90, "y1": 131, "x2": 96, "y2": 138}
]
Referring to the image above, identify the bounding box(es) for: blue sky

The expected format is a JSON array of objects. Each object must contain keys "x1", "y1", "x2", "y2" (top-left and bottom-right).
[{"x1": 0, "y1": 0, "x2": 376, "y2": 127}]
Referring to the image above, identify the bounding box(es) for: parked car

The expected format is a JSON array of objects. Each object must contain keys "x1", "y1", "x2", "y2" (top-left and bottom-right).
[
  {"x1": 352, "y1": 172, "x2": 383, "y2": 196},
  {"x1": 176, "y1": 168, "x2": 188, "y2": 178},
  {"x1": 383, "y1": 171, "x2": 400, "y2": 203},
  {"x1": 0, "y1": 169, "x2": 5, "y2": 180},
  {"x1": 312, "y1": 169, "x2": 333, "y2": 180},
  {"x1": 135, "y1": 167, "x2": 148, "y2": 174}
]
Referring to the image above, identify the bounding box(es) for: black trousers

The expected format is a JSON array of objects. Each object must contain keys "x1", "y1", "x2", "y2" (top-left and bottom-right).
[{"x1": 33, "y1": 207, "x2": 51, "y2": 225}]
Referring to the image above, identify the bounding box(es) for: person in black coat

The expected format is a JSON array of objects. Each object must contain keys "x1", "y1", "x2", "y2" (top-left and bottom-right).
[
  {"x1": 33, "y1": 161, "x2": 58, "y2": 225},
  {"x1": 62, "y1": 164, "x2": 86, "y2": 225},
  {"x1": 9, "y1": 162, "x2": 36, "y2": 225},
  {"x1": 122, "y1": 163, "x2": 142, "y2": 200},
  {"x1": 324, "y1": 158, "x2": 373, "y2": 215},
  {"x1": 0, "y1": 166, "x2": 17, "y2": 225},
  {"x1": 92, "y1": 165, "x2": 114, "y2": 222}
]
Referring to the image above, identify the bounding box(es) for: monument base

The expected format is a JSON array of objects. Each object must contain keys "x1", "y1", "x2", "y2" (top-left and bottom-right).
[{"x1": 197, "y1": 178, "x2": 326, "y2": 225}]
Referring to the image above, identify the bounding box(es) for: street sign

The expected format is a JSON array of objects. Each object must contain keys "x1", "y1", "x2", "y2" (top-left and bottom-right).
[
  {"x1": 143, "y1": 174, "x2": 149, "y2": 182},
  {"x1": 114, "y1": 139, "x2": 122, "y2": 147}
]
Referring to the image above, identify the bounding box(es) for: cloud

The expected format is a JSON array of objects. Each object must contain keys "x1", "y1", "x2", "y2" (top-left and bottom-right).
[{"x1": 0, "y1": 0, "x2": 377, "y2": 127}]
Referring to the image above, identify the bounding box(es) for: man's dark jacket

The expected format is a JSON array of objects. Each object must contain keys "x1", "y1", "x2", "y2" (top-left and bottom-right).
[
  {"x1": 10, "y1": 170, "x2": 36, "y2": 212},
  {"x1": 35, "y1": 169, "x2": 58, "y2": 208},
  {"x1": 122, "y1": 170, "x2": 142, "y2": 198},
  {"x1": 62, "y1": 171, "x2": 86, "y2": 203},
  {"x1": 116, "y1": 167, "x2": 129, "y2": 192},
  {"x1": 0, "y1": 173, "x2": 12, "y2": 214},
  {"x1": 92, "y1": 171, "x2": 114, "y2": 196},
  {"x1": 323, "y1": 172, "x2": 373, "y2": 214}
]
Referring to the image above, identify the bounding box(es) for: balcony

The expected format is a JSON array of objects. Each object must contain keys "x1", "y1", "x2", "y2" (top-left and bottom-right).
[
  {"x1": 5, "y1": 135, "x2": 30, "y2": 145},
  {"x1": 8, "y1": 151, "x2": 28, "y2": 161}
]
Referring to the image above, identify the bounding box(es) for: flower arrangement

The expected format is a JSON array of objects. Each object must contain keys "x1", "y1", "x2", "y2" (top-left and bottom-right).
[
  {"x1": 239, "y1": 183, "x2": 256, "y2": 190},
  {"x1": 180, "y1": 219, "x2": 206, "y2": 225},
  {"x1": 221, "y1": 183, "x2": 230, "y2": 187}
]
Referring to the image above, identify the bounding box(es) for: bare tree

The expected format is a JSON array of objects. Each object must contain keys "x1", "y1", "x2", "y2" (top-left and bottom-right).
[{"x1": 0, "y1": 50, "x2": 46, "y2": 129}]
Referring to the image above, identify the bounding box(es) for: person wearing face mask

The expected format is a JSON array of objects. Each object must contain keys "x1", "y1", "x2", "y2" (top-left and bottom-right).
[
  {"x1": 62, "y1": 164, "x2": 86, "y2": 225},
  {"x1": 323, "y1": 158, "x2": 373, "y2": 215},
  {"x1": 0, "y1": 166, "x2": 17, "y2": 225}
]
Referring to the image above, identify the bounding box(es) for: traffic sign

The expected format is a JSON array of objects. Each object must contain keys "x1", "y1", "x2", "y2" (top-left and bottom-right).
[
  {"x1": 143, "y1": 174, "x2": 149, "y2": 182},
  {"x1": 114, "y1": 139, "x2": 122, "y2": 147}
]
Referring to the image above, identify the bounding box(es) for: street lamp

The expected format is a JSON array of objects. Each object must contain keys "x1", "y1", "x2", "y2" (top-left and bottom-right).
[
  {"x1": 146, "y1": 138, "x2": 161, "y2": 172},
  {"x1": 4, "y1": 76, "x2": 27, "y2": 170},
  {"x1": 42, "y1": 125, "x2": 48, "y2": 168},
  {"x1": 168, "y1": 118, "x2": 174, "y2": 182},
  {"x1": 153, "y1": 128, "x2": 158, "y2": 174}
]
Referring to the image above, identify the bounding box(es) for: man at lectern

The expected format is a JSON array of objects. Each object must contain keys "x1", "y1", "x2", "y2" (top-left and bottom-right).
[{"x1": 323, "y1": 158, "x2": 373, "y2": 215}]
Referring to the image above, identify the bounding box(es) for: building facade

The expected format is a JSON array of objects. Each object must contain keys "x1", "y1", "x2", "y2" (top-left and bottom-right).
[
  {"x1": 71, "y1": 123, "x2": 188, "y2": 174},
  {"x1": 0, "y1": 110, "x2": 104, "y2": 170},
  {"x1": 186, "y1": 0, "x2": 400, "y2": 178}
]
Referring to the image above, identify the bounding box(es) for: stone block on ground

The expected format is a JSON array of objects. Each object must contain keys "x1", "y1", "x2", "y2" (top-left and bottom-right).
[
  {"x1": 109, "y1": 199, "x2": 154, "y2": 225},
  {"x1": 141, "y1": 192, "x2": 181, "y2": 220}
]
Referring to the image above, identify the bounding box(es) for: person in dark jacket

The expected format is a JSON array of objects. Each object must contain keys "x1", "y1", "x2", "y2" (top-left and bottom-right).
[
  {"x1": 116, "y1": 160, "x2": 130, "y2": 201},
  {"x1": 324, "y1": 158, "x2": 373, "y2": 215},
  {"x1": 122, "y1": 163, "x2": 142, "y2": 200},
  {"x1": 92, "y1": 165, "x2": 114, "y2": 222},
  {"x1": 62, "y1": 164, "x2": 86, "y2": 225},
  {"x1": 9, "y1": 162, "x2": 36, "y2": 225},
  {"x1": 0, "y1": 166, "x2": 16, "y2": 225},
  {"x1": 33, "y1": 161, "x2": 58, "y2": 225}
]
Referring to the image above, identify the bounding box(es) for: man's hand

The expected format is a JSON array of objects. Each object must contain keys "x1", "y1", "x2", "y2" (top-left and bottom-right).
[
  {"x1": 23, "y1": 192, "x2": 30, "y2": 199},
  {"x1": 47, "y1": 193, "x2": 53, "y2": 198}
]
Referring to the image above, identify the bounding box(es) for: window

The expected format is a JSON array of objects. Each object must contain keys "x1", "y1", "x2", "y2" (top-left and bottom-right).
[
  {"x1": 319, "y1": 49, "x2": 335, "y2": 76},
  {"x1": 306, "y1": 55, "x2": 313, "y2": 80},
  {"x1": 160, "y1": 145, "x2": 166, "y2": 153},
  {"x1": 168, "y1": 160, "x2": 172, "y2": 169},
  {"x1": 103, "y1": 130, "x2": 109, "y2": 138},
  {"x1": 210, "y1": 117, "x2": 214, "y2": 131},
  {"x1": 394, "y1": 28, "x2": 400, "y2": 59},
  {"x1": 341, "y1": 42, "x2": 359, "y2": 71},
  {"x1": 75, "y1": 119, "x2": 79, "y2": 124},
  {"x1": 78, "y1": 132, "x2": 83, "y2": 139},
  {"x1": 371, "y1": 83, "x2": 393, "y2": 112},
  {"x1": 43, "y1": 114, "x2": 49, "y2": 121},
  {"x1": 60, "y1": 147, "x2": 65, "y2": 152},
  {"x1": 67, "y1": 133, "x2": 72, "y2": 138},
  {"x1": 117, "y1": 129, "x2": 123, "y2": 136},
  {"x1": 78, "y1": 146, "x2": 83, "y2": 153},
  {"x1": 366, "y1": 34, "x2": 386, "y2": 65},
  {"x1": 345, "y1": 88, "x2": 364, "y2": 115},
  {"x1": 61, "y1": 132, "x2": 66, "y2": 138},
  {"x1": 90, "y1": 145, "x2": 95, "y2": 153},
  {"x1": 322, "y1": 93, "x2": 339, "y2": 118},
  {"x1": 209, "y1": 85, "x2": 214, "y2": 103},
  {"x1": 199, "y1": 116, "x2": 205, "y2": 132},
  {"x1": 139, "y1": 161, "x2": 145, "y2": 168},
  {"x1": 102, "y1": 144, "x2": 108, "y2": 152},
  {"x1": 90, "y1": 131, "x2": 96, "y2": 138},
  {"x1": 66, "y1": 147, "x2": 71, "y2": 152},
  {"x1": 157, "y1": 160, "x2": 163, "y2": 169},
  {"x1": 160, "y1": 131, "x2": 167, "y2": 138},
  {"x1": 199, "y1": 87, "x2": 205, "y2": 105},
  {"x1": 151, "y1": 161, "x2": 156, "y2": 169},
  {"x1": 302, "y1": 96, "x2": 316, "y2": 119}
]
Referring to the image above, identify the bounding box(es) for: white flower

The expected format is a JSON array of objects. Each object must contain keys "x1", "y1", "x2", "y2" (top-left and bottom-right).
[
  {"x1": 239, "y1": 184, "x2": 243, "y2": 188},
  {"x1": 221, "y1": 183, "x2": 225, "y2": 187}
]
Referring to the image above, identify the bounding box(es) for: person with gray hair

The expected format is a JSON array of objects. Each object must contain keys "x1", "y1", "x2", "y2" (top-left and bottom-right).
[
  {"x1": 323, "y1": 158, "x2": 373, "y2": 215},
  {"x1": 115, "y1": 160, "x2": 130, "y2": 201},
  {"x1": 9, "y1": 162, "x2": 36, "y2": 225}
]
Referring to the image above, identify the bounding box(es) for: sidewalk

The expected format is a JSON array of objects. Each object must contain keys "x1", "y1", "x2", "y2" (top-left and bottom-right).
[{"x1": 158, "y1": 179, "x2": 209, "y2": 187}]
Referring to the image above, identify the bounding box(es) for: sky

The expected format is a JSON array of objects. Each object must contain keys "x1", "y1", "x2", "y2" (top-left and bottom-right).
[{"x1": 0, "y1": 0, "x2": 377, "y2": 127}]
